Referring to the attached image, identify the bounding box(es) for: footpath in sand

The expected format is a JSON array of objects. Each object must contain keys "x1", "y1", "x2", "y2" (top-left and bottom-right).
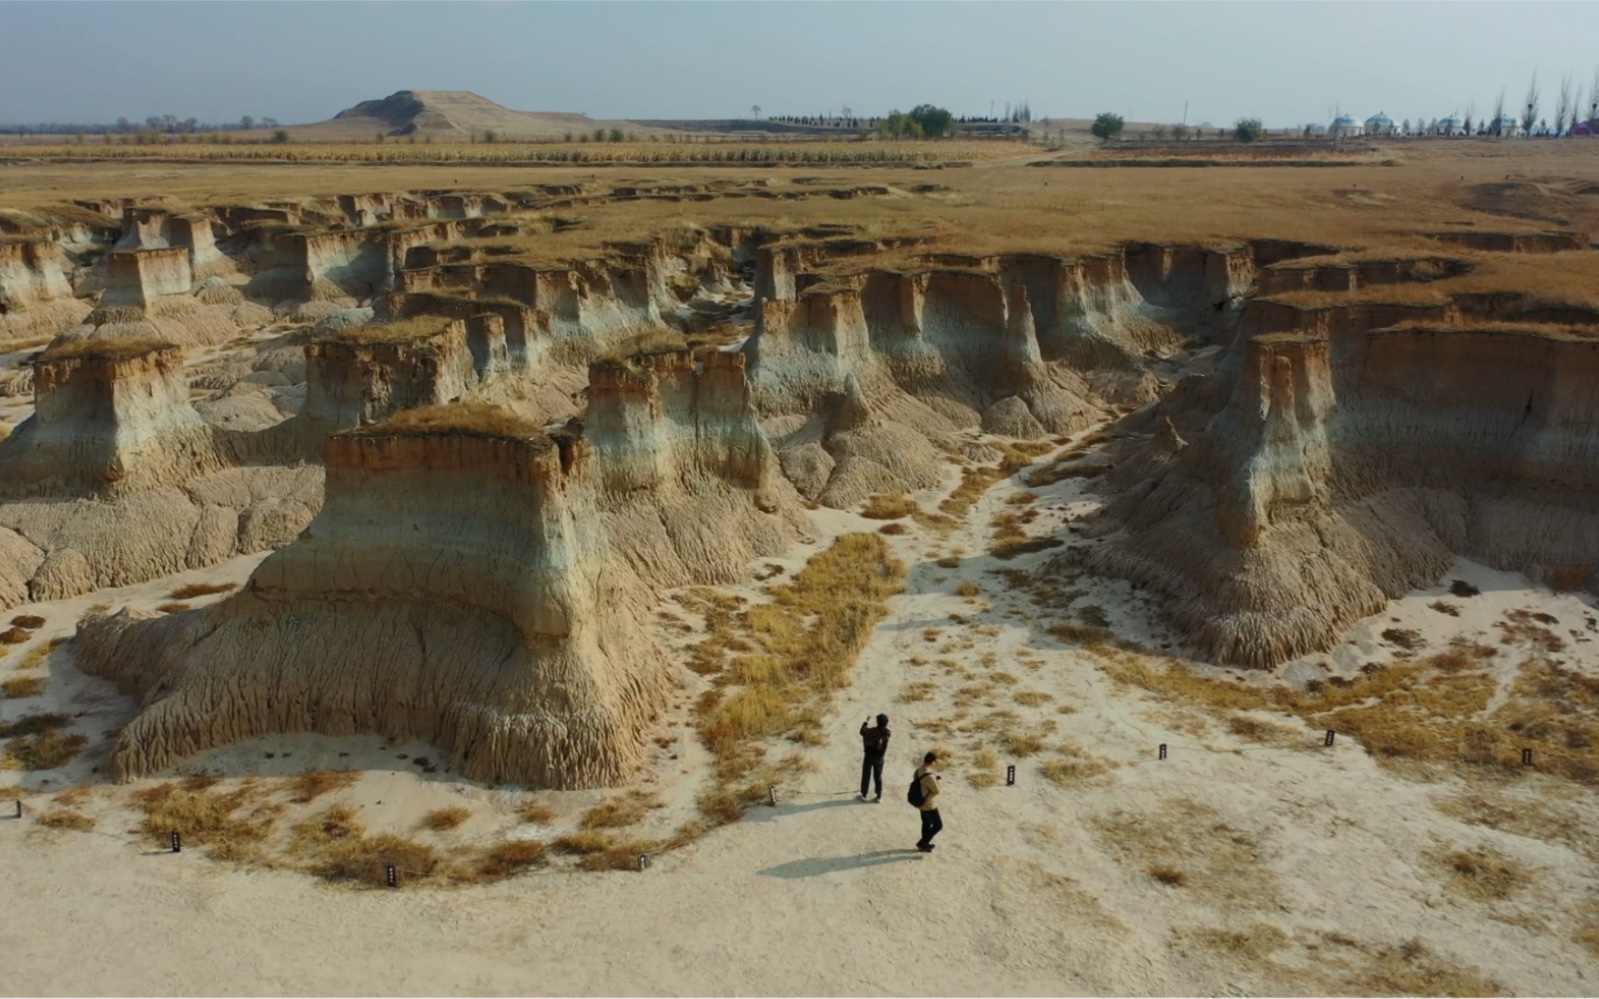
[{"x1": 3, "y1": 427, "x2": 1599, "y2": 996}]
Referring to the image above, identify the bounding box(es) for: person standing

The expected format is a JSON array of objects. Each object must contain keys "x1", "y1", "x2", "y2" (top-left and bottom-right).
[
  {"x1": 913, "y1": 751, "x2": 942, "y2": 852},
  {"x1": 859, "y1": 714, "x2": 891, "y2": 802}
]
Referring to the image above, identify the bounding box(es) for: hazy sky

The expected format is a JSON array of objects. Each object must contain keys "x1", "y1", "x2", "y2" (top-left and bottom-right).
[{"x1": 6, "y1": 2, "x2": 1599, "y2": 128}]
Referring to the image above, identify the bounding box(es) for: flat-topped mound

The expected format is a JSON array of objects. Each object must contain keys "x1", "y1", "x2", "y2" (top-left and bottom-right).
[
  {"x1": 320, "y1": 314, "x2": 457, "y2": 345},
  {"x1": 39, "y1": 335, "x2": 177, "y2": 363},
  {"x1": 351, "y1": 402, "x2": 546, "y2": 440}
]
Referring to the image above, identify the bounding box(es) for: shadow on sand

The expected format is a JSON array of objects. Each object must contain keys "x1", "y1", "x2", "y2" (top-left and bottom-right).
[{"x1": 757, "y1": 849, "x2": 924, "y2": 879}]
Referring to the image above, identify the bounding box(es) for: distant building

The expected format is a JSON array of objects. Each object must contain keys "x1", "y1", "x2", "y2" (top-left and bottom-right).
[
  {"x1": 1330, "y1": 114, "x2": 1364, "y2": 138},
  {"x1": 1574, "y1": 121, "x2": 1593, "y2": 137},
  {"x1": 1493, "y1": 114, "x2": 1522, "y2": 136},
  {"x1": 1304, "y1": 122, "x2": 1328, "y2": 137},
  {"x1": 1364, "y1": 112, "x2": 1395, "y2": 136},
  {"x1": 1437, "y1": 115, "x2": 1464, "y2": 136}
]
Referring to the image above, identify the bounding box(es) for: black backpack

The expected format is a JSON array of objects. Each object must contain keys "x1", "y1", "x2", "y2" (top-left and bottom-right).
[{"x1": 907, "y1": 771, "x2": 925, "y2": 807}]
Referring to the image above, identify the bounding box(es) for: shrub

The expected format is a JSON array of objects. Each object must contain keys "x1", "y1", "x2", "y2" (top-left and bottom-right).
[
  {"x1": 287, "y1": 770, "x2": 358, "y2": 803},
  {"x1": 271, "y1": 129, "x2": 289, "y2": 144},
  {"x1": 10, "y1": 615, "x2": 45, "y2": 629},
  {"x1": 3, "y1": 730, "x2": 86, "y2": 769},
  {"x1": 0, "y1": 627, "x2": 31, "y2": 645},
  {"x1": 1233, "y1": 118, "x2": 1264, "y2": 143},
  {"x1": 860, "y1": 493, "x2": 919, "y2": 520}
]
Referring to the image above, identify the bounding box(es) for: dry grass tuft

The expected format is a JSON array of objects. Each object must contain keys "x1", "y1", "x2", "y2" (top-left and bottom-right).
[
  {"x1": 1190, "y1": 923, "x2": 1289, "y2": 961},
  {"x1": 169, "y1": 581, "x2": 237, "y2": 600},
  {"x1": 954, "y1": 579, "x2": 981, "y2": 598},
  {"x1": 860, "y1": 492, "x2": 919, "y2": 520},
  {"x1": 1013, "y1": 690, "x2": 1052, "y2": 707},
  {"x1": 419, "y1": 806, "x2": 471, "y2": 832},
  {"x1": 2, "y1": 724, "x2": 86, "y2": 770},
  {"x1": 1092, "y1": 798, "x2": 1278, "y2": 908},
  {"x1": 1, "y1": 675, "x2": 44, "y2": 699},
  {"x1": 967, "y1": 746, "x2": 1000, "y2": 788},
  {"x1": 1434, "y1": 789, "x2": 1588, "y2": 857},
  {"x1": 0, "y1": 627, "x2": 32, "y2": 645},
  {"x1": 155, "y1": 602, "x2": 191, "y2": 614},
  {"x1": 1148, "y1": 865, "x2": 1187, "y2": 886},
  {"x1": 10, "y1": 615, "x2": 45, "y2": 629},
  {"x1": 580, "y1": 791, "x2": 660, "y2": 830},
  {"x1": 314, "y1": 834, "x2": 443, "y2": 887},
  {"x1": 15, "y1": 640, "x2": 62, "y2": 671},
  {"x1": 878, "y1": 522, "x2": 908, "y2": 536},
  {"x1": 287, "y1": 770, "x2": 359, "y2": 803},
  {"x1": 1425, "y1": 842, "x2": 1536, "y2": 903},
  {"x1": 519, "y1": 801, "x2": 557, "y2": 824},
  {"x1": 1039, "y1": 742, "x2": 1117, "y2": 785},
  {"x1": 136, "y1": 783, "x2": 276, "y2": 861},
  {"x1": 36, "y1": 808, "x2": 95, "y2": 831},
  {"x1": 1344, "y1": 938, "x2": 1501, "y2": 997},
  {"x1": 474, "y1": 839, "x2": 549, "y2": 880},
  {"x1": 899, "y1": 680, "x2": 936, "y2": 704}
]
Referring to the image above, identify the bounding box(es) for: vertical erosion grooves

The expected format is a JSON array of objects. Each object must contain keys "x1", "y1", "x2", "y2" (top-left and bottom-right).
[
  {"x1": 75, "y1": 425, "x2": 670, "y2": 788},
  {"x1": 0, "y1": 240, "x2": 92, "y2": 341},
  {"x1": 304, "y1": 318, "x2": 477, "y2": 435},
  {"x1": 0, "y1": 339, "x2": 220, "y2": 498},
  {"x1": 1082, "y1": 321, "x2": 1599, "y2": 668},
  {"x1": 586, "y1": 346, "x2": 807, "y2": 584}
]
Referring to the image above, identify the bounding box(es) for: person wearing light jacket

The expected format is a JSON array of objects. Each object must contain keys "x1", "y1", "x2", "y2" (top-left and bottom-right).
[{"x1": 914, "y1": 751, "x2": 942, "y2": 852}]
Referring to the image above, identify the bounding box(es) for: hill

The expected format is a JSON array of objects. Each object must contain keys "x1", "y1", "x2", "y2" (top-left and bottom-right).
[{"x1": 290, "y1": 90, "x2": 662, "y2": 141}]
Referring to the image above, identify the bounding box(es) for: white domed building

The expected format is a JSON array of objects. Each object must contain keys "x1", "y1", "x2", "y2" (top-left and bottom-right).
[
  {"x1": 1329, "y1": 114, "x2": 1364, "y2": 138},
  {"x1": 1438, "y1": 115, "x2": 1464, "y2": 136},
  {"x1": 1493, "y1": 114, "x2": 1522, "y2": 137},
  {"x1": 1364, "y1": 112, "x2": 1395, "y2": 136}
]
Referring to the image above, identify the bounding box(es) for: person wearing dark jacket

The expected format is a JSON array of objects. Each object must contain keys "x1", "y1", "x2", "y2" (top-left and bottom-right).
[{"x1": 858, "y1": 714, "x2": 891, "y2": 802}]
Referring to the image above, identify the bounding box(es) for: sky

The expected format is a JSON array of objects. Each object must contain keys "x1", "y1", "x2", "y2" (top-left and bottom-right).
[{"x1": 5, "y1": 2, "x2": 1599, "y2": 129}]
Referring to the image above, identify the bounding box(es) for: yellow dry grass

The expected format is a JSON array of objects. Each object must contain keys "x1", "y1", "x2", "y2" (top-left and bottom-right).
[
  {"x1": 1038, "y1": 742, "x2": 1117, "y2": 786},
  {"x1": 168, "y1": 581, "x2": 237, "y2": 600},
  {"x1": 35, "y1": 808, "x2": 95, "y2": 832},
  {"x1": 693, "y1": 534, "x2": 906, "y2": 790},
  {"x1": 9, "y1": 615, "x2": 45, "y2": 629},
  {"x1": 419, "y1": 806, "x2": 471, "y2": 832},
  {"x1": 579, "y1": 790, "x2": 660, "y2": 830},
  {"x1": 287, "y1": 770, "x2": 359, "y2": 803},
  {"x1": 1424, "y1": 842, "x2": 1537, "y2": 904},
  {"x1": 1090, "y1": 798, "x2": 1279, "y2": 909},
  {"x1": 860, "y1": 493, "x2": 920, "y2": 520},
  {"x1": 1, "y1": 675, "x2": 44, "y2": 699},
  {"x1": 1103, "y1": 645, "x2": 1599, "y2": 786}
]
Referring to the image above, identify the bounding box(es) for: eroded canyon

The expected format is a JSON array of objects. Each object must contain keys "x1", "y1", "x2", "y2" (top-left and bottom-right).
[{"x1": 5, "y1": 146, "x2": 1599, "y2": 995}]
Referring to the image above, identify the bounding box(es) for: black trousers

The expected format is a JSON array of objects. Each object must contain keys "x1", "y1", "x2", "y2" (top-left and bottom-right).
[
  {"x1": 919, "y1": 808, "x2": 943, "y2": 846},
  {"x1": 860, "y1": 753, "x2": 885, "y2": 797}
]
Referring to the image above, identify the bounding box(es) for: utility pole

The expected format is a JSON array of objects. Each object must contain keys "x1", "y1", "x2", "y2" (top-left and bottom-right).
[{"x1": 1182, "y1": 100, "x2": 1188, "y2": 125}]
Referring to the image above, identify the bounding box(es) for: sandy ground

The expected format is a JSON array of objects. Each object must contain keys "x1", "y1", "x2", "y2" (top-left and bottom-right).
[{"x1": 3, "y1": 431, "x2": 1599, "y2": 996}]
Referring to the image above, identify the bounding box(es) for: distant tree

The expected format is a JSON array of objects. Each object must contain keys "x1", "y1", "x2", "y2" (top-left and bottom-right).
[
  {"x1": 1522, "y1": 72, "x2": 1541, "y2": 134},
  {"x1": 483, "y1": 129, "x2": 497, "y2": 144},
  {"x1": 750, "y1": 104, "x2": 761, "y2": 119},
  {"x1": 1171, "y1": 122, "x2": 1189, "y2": 141},
  {"x1": 1150, "y1": 124, "x2": 1167, "y2": 140},
  {"x1": 1491, "y1": 88, "x2": 1506, "y2": 135},
  {"x1": 564, "y1": 131, "x2": 574, "y2": 142},
  {"x1": 271, "y1": 129, "x2": 289, "y2": 144},
  {"x1": 1557, "y1": 75, "x2": 1573, "y2": 135},
  {"x1": 1090, "y1": 112, "x2": 1124, "y2": 142},
  {"x1": 1233, "y1": 117, "x2": 1264, "y2": 143},
  {"x1": 908, "y1": 104, "x2": 954, "y2": 137},
  {"x1": 240, "y1": 115, "x2": 254, "y2": 131},
  {"x1": 116, "y1": 116, "x2": 129, "y2": 134},
  {"x1": 593, "y1": 127, "x2": 606, "y2": 141},
  {"x1": 375, "y1": 132, "x2": 385, "y2": 143},
  {"x1": 260, "y1": 117, "x2": 279, "y2": 129},
  {"x1": 609, "y1": 127, "x2": 624, "y2": 142}
]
